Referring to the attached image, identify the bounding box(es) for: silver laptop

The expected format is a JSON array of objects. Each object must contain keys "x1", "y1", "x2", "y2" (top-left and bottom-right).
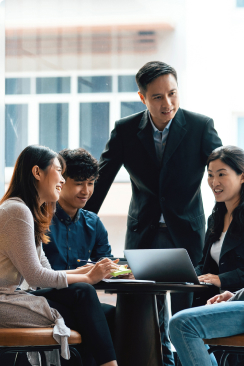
[{"x1": 124, "y1": 248, "x2": 203, "y2": 284}]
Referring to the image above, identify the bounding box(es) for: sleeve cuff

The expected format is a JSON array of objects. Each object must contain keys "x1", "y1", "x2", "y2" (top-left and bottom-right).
[{"x1": 57, "y1": 271, "x2": 68, "y2": 289}]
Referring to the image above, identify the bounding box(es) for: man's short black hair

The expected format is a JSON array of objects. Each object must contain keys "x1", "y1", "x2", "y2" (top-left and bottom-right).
[
  {"x1": 135, "y1": 61, "x2": 177, "y2": 96},
  {"x1": 59, "y1": 148, "x2": 99, "y2": 181}
]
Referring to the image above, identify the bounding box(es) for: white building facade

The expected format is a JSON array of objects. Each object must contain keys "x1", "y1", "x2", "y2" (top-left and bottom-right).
[{"x1": 1, "y1": 0, "x2": 244, "y2": 256}]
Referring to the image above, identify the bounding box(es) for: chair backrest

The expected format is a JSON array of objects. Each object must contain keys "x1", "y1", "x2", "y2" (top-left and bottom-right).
[
  {"x1": 204, "y1": 335, "x2": 244, "y2": 347},
  {"x1": 0, "y1": 328, "x2": 83, "y2": 366}
]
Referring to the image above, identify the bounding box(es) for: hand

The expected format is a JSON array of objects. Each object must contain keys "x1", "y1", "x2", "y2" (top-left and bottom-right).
[
  {"x1": 79, "y1": 264, "x2": 94, "y2": 268},
  {"x1": 198, "y1": 273, "x2": 221, "y2": 287},
  {"x1": 87, "y1": 258, "x2": 120, "y2": 285},
  {"x1": 75, "y1": 264, "x2": 94, "y2": 274},
  {"x1": 206, "y1": 291, "x2": 234, "y2": 305},
  {"x1": 104, "y1": 259, "x2": 125, "y2": 279},
  {"x1": 113, "y1": 259, "x2": 120, "y2": 264}
]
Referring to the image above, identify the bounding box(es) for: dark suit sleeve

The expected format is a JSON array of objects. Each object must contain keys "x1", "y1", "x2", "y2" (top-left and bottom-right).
[
  {"x1": 219, "y1": 268, "x2": 244, "y2": 290},
  {"x1": 194, "y1": 259, "x2": 204, "y2": 276},
  {"x1": 85, "y1": 122, "x2": 123, "y2": 213},
  {"x1": 195, "y1": 216, "x2": 213, "y2": 276},
  {"x1": 228, "y1": 288, "x2": 244, "y2": 301},
  {"x1": 195, "y1": 236, "x2": 209, "y2": 276},
  {"x1": 200, "y1": 118, "x2": 222, "y2": 164}
]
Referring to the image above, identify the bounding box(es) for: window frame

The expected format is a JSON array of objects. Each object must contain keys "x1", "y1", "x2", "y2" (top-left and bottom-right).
[{"x1": 4, "y1": 70, "x2": 144, "y2": 182}]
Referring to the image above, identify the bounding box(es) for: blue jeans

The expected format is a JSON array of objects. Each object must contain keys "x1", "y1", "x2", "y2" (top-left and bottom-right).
[{"x1": 169, "y1": 301, "x2": 244, "y2": 366}]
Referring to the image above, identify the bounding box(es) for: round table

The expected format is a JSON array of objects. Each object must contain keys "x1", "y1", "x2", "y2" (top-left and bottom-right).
[{"x1": 95, "y1": 281, "x2": 208, "y2": 366}]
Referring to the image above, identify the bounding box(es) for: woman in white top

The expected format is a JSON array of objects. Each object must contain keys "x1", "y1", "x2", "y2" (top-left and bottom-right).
[
  {"x1": 0, "y1": 145, "x2": 119, "y2": 366},
  {"x1": 194, "y1": 145, "x2": 244, "y2": 305},
  {"x1": 169, "y1": 146, "x2": 244, "y2": 366}
]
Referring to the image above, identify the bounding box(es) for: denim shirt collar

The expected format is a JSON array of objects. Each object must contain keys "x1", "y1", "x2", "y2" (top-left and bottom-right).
[{"x1": 55, "y1": 202, "x2": 80, "y2": 225}]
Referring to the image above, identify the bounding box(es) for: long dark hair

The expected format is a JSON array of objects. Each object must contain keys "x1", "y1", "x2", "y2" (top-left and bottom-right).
[
  {"x1": 1, "y1": 145, "x2": 65, "y2": 246},
  {"x1": 207, "y1": 145, "x2": 244, "y2": 243}
]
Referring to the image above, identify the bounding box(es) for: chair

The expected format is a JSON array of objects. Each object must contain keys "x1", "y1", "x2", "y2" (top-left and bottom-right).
[
  {"x1": 0, "y1": 327, "x2": 83, "y2": 366},
  {"x1": 204, "y1": 334, "x2": 244, "y2": 366}
]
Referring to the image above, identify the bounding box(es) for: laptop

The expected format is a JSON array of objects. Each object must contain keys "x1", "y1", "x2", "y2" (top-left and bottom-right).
[{"x1": 124, "y1": 248, "x2": 208, "y2": 285}]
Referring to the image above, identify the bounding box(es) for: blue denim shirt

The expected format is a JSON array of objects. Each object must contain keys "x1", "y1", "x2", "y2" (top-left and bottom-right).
[{"x1": 43, "y1": 203, "x2": 113, "y2": 270}]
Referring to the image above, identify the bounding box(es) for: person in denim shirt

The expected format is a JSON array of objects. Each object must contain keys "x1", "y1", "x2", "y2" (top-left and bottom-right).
[{"x1": 43, "y1": 148, "x2": 113, "y2": 271}]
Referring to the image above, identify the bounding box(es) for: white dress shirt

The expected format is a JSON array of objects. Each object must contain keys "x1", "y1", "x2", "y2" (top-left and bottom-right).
[
  {"x1": 148, "y1": 111, "x2": 173, "y2": 223},
  {"x1": 210, "y1": 232, "x2": 226, "y2": 266}
]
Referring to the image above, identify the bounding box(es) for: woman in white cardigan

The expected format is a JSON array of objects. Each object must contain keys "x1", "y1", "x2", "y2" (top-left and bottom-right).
[{"x1": 0, "y1": 145, "x2": 119, "y2": 366}]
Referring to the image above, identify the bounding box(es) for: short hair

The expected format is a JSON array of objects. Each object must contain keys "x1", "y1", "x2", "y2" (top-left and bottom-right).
[
  {"x1": 59, "y1": 148, "x2": 99, "y2": 181},
  {"x1": 135, "y1": 61, "x2": 177, "y2": 95}
]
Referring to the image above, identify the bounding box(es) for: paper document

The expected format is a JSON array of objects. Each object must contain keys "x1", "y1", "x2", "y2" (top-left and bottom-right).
[{"x1": 102, "y1": 279, "x2": 155, "y2": 283}]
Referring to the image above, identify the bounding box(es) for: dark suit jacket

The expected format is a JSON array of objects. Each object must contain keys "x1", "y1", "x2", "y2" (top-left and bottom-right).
[
  {"x1": 86, "y1": 108, "x2": 222, "y2": 266},
  {"x1": 195, "y1": 217, "x2": 244, "y2": 292}
]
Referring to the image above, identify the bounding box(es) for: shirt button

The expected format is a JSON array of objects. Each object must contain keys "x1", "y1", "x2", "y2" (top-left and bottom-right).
[
  {"x1": 69, "y1": 247, "x2": 71, "y2": 250},
  {"x1": 69, "y1": 228, "x2": 71, "y2": 231},
  {"x1": 89, "y1": 250, "x2": 91, "y2": 253}
]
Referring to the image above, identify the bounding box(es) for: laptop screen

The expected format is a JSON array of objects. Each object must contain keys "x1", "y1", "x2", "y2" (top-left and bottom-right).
[{"x1": 124, "y1": 248, "x2": 200, "y2": 284}]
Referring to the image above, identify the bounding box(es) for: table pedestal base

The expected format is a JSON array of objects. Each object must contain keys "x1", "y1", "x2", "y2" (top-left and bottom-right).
[{"x1": 114, "y1": 293, "x2": 163, "y2": 366}]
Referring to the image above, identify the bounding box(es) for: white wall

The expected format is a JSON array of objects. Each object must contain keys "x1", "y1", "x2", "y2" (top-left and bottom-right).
[{"x1": 4, "y1": 0, "x2": 244, "y2": 254}]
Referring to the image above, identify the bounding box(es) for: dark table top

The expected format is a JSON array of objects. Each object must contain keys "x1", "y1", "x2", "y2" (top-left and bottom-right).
[{"x1": 94, "y1": 281, "x2": 209, "y2": 295}]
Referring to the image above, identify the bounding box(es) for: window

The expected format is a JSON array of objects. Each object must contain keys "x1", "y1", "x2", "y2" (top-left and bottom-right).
[
  {"x1": 237, "y1": 117, "x2": 244, "y2": 149},
  {"x1": 118, "y1": 75, "x2": 138, "y2": 92},
  {"x1": 78, "y1": 76, "x2": 112, "y2": 93},
  {"x1": 5, "y1": 78, "x2": 30, "y2": 95},
  {"x1": 80, "y1": 102, "x2": 109, "y2": 160},
  {"x1": 39, "y1": 103, "x2": 69, "y2": 152},
  {"x1": 236, "y1": 0, "x2": 244, "y2": 7},
  {"x1": 36, "y1": 77, "x2": 70, "y2": 94},
  {"x1": 121, "y1": 101, "x2": 146, "y2": 118},
  {"x1": 5, "y1": 104, "x2": 28, "y2": 167}
]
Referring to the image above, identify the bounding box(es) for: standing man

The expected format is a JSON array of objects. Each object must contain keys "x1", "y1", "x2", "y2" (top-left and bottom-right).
[{"x1": 86, "y1": 61, "x2": 222, "y2": 365}]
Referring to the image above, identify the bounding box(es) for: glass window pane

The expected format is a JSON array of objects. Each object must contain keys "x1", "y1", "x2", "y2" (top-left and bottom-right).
[
  {"x1": 5, "y1": 78, "x2": 30, "y2": 95},
  {"x1": 237, "y1": 0, "x2": 244, "y2": 7},
  {"x1": 5, "y1": 104, "x2": 28, "y2": 167},
  {"x1": 118, "y1": 75, "x2": 138, "y2": 92},
  {"x1": 121, "y1": 101, "x2": 146, "y2": 118},
  {"x1": 36, "y1": 77, "x2": 70, "y2": 94},
  {"x1": 78, "y1": 76, "x2": 112, "y2": 93},
  {"x1": 39, "y1": 103, "x2": 69, "y2": 152},
  {"x1": 238, "y1": 117, "x2": 244, "y2": 149},
  {"x1": 80, "y1": 102, "x2": 109, "y2": 160}
]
